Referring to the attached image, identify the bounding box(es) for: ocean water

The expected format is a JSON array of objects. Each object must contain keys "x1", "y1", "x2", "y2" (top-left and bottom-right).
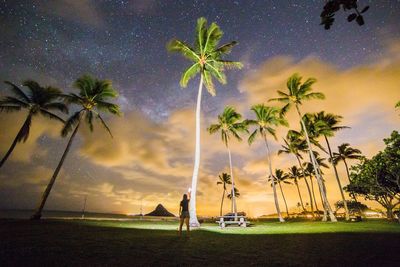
[{"x1": 0, "y1": 209, "x2": 136, "y2": 220}]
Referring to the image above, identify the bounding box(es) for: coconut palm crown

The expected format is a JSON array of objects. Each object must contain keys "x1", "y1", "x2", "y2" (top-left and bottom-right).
[
  {"x1": 0, "y1": 80, "x2": 67, "y2": 168},
  {"x1": 167, "y1": 17, "x2": 243, "y2": 96},
  {"x1": 208, "y1": 106, "x2": 248, "y2": 146},
  {"x1": 62, "y1": 75, "x2": 121, "y2": 137},
  {"x1": 246, "y1": 104, "x2": 288, "y2": 145}
]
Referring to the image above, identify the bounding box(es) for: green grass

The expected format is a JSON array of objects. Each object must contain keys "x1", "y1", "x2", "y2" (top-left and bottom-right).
[{"x1": 1, "y1": 219, "x2": 399, "y2": 266}]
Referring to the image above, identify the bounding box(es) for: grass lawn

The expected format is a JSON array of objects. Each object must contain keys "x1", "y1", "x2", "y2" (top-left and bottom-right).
[{"x1": 1, "y1": 219, "x2": 399, "y2": 266}]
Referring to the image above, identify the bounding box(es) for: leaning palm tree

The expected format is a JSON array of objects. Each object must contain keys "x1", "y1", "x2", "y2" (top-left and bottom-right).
[
  {"x1": 217, "y1": 172, "x2": 232, "y2": 216},
  {"x1": 31, "y1": 75, "x2": 120, "y2": 220},
  {"x1": 270, "y1": 73, "x2": 337, "y2": 222},
  {"x1": 0, "y1": 81, "x2": 67, "y2": 168},
  {"x1": 246, "y1": 104, "x2": 288, "y2": 222},
  {"x1": 208, "y1": 106, "x2": 247, "y2": 220},
  {"x1": 167, "y1": 17, "x2": 242, "y2": 226},
  {"x1": 314, "y1": 111, "x2": 350, "y2": 220},
  {"x1": 332, "y1": 143, "x2": 362, "y2": 183},
  {"x1": 269, "y1": 169, "x2": 291, "y2": 218}
]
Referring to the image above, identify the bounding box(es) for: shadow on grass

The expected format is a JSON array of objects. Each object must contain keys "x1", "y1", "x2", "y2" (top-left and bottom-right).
[{"x1": 1, "y1": 219, "x2": 399, "y2": 266}]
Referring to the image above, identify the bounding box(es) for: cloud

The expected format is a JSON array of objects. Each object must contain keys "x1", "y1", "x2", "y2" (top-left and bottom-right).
[
  {"x1": 41, "y1": 0, "x2": 104, "y2": 27},
  {"x1": 0, "y1": 111, "x2": 64, "y2": 164}
]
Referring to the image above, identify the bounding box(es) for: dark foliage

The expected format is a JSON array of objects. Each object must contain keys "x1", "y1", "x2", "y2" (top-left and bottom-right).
[{"x1": 320, "y1": 0, "x2": 369, "y2": 30}]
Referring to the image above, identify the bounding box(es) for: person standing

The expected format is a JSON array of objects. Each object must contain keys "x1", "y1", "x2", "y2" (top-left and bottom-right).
[{"x1": 179, "y1": 191, "x2": 191, "y2": 237}]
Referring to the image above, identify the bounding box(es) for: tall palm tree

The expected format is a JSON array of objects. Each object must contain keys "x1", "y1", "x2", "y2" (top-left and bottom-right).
[
  {"x1": 167, "y1": 17, "x2": 242, "y2": 226},
  {"x1": 270, "y1": 73, "x2": 337, "y2": 222},
  {"x1": 31, "y1": 75, "x2": 120, "y2": 220},
  {"x1": 269, "y1": 169, "x2": 291, "y2": 218},
  {"x1": 314, "y1": 111, "x2": 350, "y2": 220},
  {"x1": 278, "y1": 130, "x2": 315, "y2": 217},
  {"x1": 208, "y1": 106, "x2": 247, "y2": 220},
  {"x1": 287, "y1": 166, "x2": 306, "y2": 212},
  {"x1": 246, "y1": 104, "x2": 288, "y2": 222},
  {"x1": 217, "y1": 172, "x2": 232, "y2": 216},
  {"x1": 0, "y1": 81, "x2": 67, "y2": 168},
  {"x1": 332, "y1": 143, "x2": 362, "y2": 183}
]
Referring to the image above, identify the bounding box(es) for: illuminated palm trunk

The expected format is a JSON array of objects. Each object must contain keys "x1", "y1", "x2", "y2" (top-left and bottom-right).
[
  {"x1": 264, "y1": 134, "x2": 284, "y2": 222},
  {"x1": 296, "y1": 105, "x2": 337, "y2": 222},
  {"x1": 227, "y1": 146, "x2": 237, "y2": 220},
  {"x1": 189, "y1": 75, "x2": 203, "y2": 227},
  {"x1": 325, "y1": 136, "x2": 350, "y2": 220}
]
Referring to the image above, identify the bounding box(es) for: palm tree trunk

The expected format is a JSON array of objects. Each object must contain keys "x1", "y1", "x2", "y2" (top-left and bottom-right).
[
  {"x1": 343, "y1": 158, "x2": 360, "y2": 205},
  {"x1": 294, "y1": 180, "x2": 306, "y2": 211},
  {"x1": 220, "y1": 189, "x2": 225, "y2": 216},
  {"x1": 295, "y1": 156, "x2": 314, "y2": 217},
  {"x1": 343, "y1": 159, "x2": 351, "y2": 184},
  {"x1": 308, "y1": 174, "x2": 320, "y2": 212},
  {"x1": 31, "y1": 119, "x2": 81, "y2": 220},
  {"x1": 325, "y1": 136, "x2": 349, "y2": 220},
  {"x1": 296, "y1": 105, "x2": 337, "y2": 222},
  {"x1": 278, "y1": 181, "x2": 289, "y2": 218},
  {"x1": 189, "y1": 75, "x2": 203, "y2": 227},
  {"x1": 227, "y1": 145, "x2": 237, "y2": 220},
  {"x1": 264, "y1": 134, "x2": 284, "y2": 222},
  {"x1": 0, "y1": 114, "x2": 32, "y2": 169}
]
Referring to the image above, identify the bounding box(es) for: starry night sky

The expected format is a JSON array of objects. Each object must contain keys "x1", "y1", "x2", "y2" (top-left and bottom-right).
[{"x1": 0, "y1": 1, "x2": 399, "y2": 216}]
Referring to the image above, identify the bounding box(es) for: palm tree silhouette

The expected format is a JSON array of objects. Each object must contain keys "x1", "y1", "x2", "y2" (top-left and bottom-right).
[
  {"x1": 287, "y1": 166, "x2": 306, "y2": 213},
  {"x1": 217, "y1": 173, "x2": 232, "y2": 216},
  {"x1": 270, "y1": 73, "x2": 337, "y2": 222},
  {"x1": 167, "y1": 17, "x2": 242, "y2": 226},
  {"x1": 278, "y1": 130, "x2": 314, "y2": 217},
  {"x1": 31, "y1": 75, "x2": 120, "y2": 220},
  {"x1": 208, "y1": 106, "x2": 247, "y2": 220},
  {"x1": 302, "y1": 161, "x2": 320, "y2": 212},
  {"x1": 246, "y1": 104, "x2": 288, "y2": 222},
  {"x1": 332, "y1": 143, "x2": 362, "y2": 184},
  {"x1": 314, "y1": 111, "x2": 350, "y2": 220},
  {"x1": 227, "y1": 187, "x2": 240, "y2": 200},
  {"x1": 0, "y1": 80, "x2": 67, "y2": 168},
  {"x1": 269, "y1": 169, "x2": 291, "y2": 218}
]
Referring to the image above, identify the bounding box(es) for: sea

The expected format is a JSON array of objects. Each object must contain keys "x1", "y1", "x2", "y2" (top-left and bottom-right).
[{"x1": 0, "y1": 209, "x2": 140, "y2": 220}]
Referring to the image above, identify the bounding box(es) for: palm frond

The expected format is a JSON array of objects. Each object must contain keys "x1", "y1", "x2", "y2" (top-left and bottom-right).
[
  {"x1": 39, "y1": 109, "x2": 65, "y2": 123},
  {"x1": 62, "y1": 111, "x2": 82, "y2": 137},
  {"x1": 202, "y1": 70, "x2": 216, "y2": 96},
  {"x1": 248, "y1": 129, "x2": 258, "y2": 145},
  {"x1": 96, "y1": 100, "x2": 121, "y2": 115},
  {"x1": 42, "y1": 102, "x2": 68, "y2": 114},
  {"x1": 167, "y1": 39, "x2": 199, "y2": 62},
  {"x1": 216, "y1": 60, "x2": 243, "y2": 70},
  {"x1": 96, "y1": 114, "x2": 113, "y2": 138},
  {"x1": 0, "y1": 105, "x2": 21, "y2": 112},
  {"x1": 213, "y1": 41, "x2": 238, "y2": 55},
  {"x1": 4, "y1": 81, "x2": 30, "y2": 102},
  {"x1": 180, "y1": 63, "x2": 201, "y2": 88}
]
